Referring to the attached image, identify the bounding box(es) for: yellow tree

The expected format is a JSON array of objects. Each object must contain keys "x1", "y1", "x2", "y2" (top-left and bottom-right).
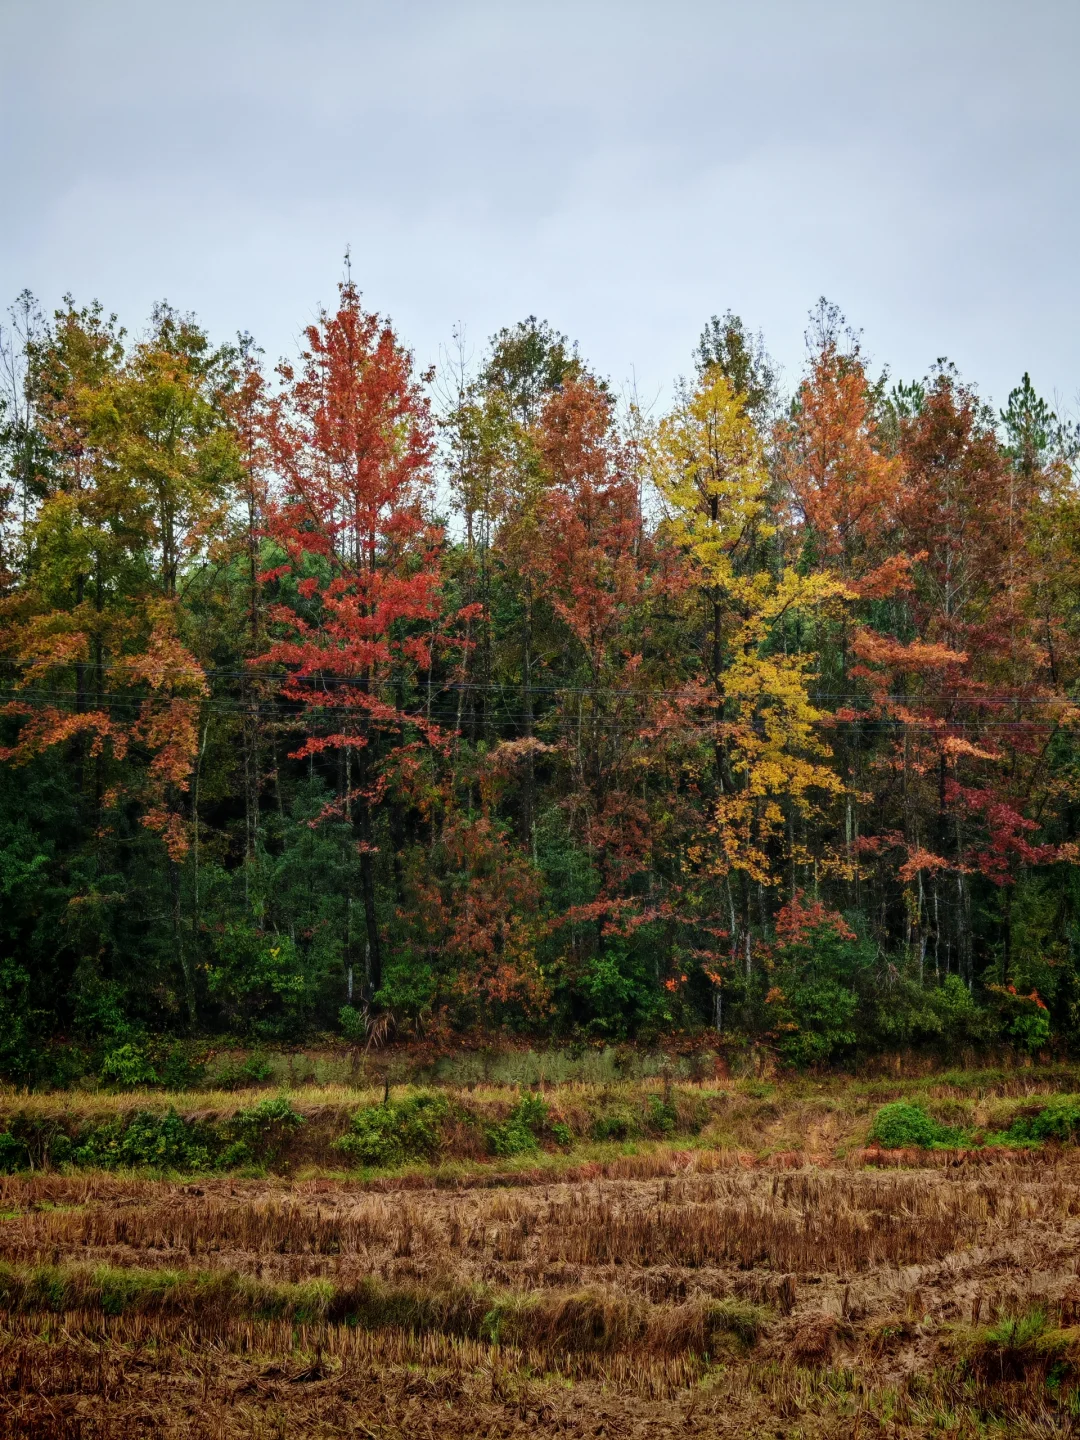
[
  {"x1": 0, "y1": 302, "x2": 231, "y2": 1024},
  {"x1": 652, "y1": 366, "x2": 848, "y2": 973}
]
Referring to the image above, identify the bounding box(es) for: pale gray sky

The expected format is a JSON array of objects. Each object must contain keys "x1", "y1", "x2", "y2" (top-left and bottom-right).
[{"x1": 1, "y1": 0, "x2": 1077, "y2": 412}]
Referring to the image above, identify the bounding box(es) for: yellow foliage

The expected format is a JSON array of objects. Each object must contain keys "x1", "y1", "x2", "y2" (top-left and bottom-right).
[{"x1": 654, "y1": 367, "x2": 850, "y2": 884}]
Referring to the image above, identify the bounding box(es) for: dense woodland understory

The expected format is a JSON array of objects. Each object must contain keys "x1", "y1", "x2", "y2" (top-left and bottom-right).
[{"x1": 1, "y1": 282, "x2": 1079, "y2": 1083}]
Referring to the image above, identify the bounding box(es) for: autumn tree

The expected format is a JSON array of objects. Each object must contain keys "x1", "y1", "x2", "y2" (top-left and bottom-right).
[
  {"x1": 529, "y1": 375, "x2": 662, "y2": 895},
  {"x1": 652, "y1": 364, "x2": 848, "y2": 1003},
  {"x1": 257, "y1": 280, "x2": 452, "y2": 1002}
]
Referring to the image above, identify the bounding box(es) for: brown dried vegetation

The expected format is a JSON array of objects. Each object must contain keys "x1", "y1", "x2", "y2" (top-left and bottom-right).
[{"x1": 4, "y1": 1096, "x2": 1080, "y2": 1434}]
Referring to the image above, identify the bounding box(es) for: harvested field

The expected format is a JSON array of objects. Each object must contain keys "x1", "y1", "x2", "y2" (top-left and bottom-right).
[{"x1": 3, "y1": 1072, "x2": 1080, "y2": 1434}]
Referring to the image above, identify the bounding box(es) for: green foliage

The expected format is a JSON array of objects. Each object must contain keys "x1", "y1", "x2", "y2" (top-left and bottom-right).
[
  {"x1": 337, "y1": 1093, "x2": 449, "y2": 1168},
  {"x1": 0, "y1": 1131, "x2": 28, "y2": 1174},
  {"x1": 1011, "y1": 1006, "x2": 1052, "y2": 1053},
  {"x1": 100, "y1": 1043, "x2": 158, "y2": 1089},
  {"x1": 486, "y1": 1094, "x2": 548, "y2": 1156},
  {"x1": 573, "y1": 943, "x2": 672, "y2": 1040},
  {"x1": 868, "y1": 1102, "x2": 964, "y2": 1150},
  {"x1": 374, "y1": 955, "x2": 438, "y2": 1018},
  {"x1": 644, "y1": 1093, "x2": 677, "y2": 1135},
  {"x1": 769, "y1": 918, "x2": 875, "y2": 1066},
  {"x1": 986, "y1": 983, "x2": 1053, "y2": 1054},
  {"x1": 991, "y1": 1101, "x2": 1080, "y2": 1146},
  {"x1": 212, "y1": 1053, "x2": 272, "y2": 1089},
  {"x1": 158, "y1": 1046, "x2": 206, "y2": 1091},
  {"x1": 338, "y1": 1005, "x2": 367, "y2": 1043},
  {"x1": 590, "y1": 1108, "x2": 639, "y2": 1142},
  {"x1": 875, "y1": 974, "x2": 992, "y2": 1053},
  {"x1": 208, "y1": 926, "x2": 317, "y2": 1039},
  {"x1": 73, "y1": 1109, "x2": 217, "y2": 1171},
  {"x1": 223, "y1": 1096, "x2": 305, "y2": 1167}
]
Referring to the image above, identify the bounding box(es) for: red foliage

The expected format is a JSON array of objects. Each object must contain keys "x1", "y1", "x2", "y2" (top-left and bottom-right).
[
  {"x1": 256, "y1": 282, "x2": 450, "y2": 764},
  {"x1": 774, "y1": 890, "x2": 856, "y2": 945}
]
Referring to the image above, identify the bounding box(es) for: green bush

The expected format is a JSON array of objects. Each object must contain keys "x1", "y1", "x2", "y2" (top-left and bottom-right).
[
  {"x1": 644, "y1": 1093, "x2": 677, "y2": 1135},
  {"x1": 868, "y1": 1101, "x2": 963, "y2": 1150},
  {"x1": 1010, "y1": 1007, "x2": 1052, "y2": 1054},
  {"x1": 213, "y1": 1053, "x2": 272, "y2": 1089},
  {"x1": 769, "y1": 918, "x2": 874, "y2": 1066},
  {"x1": 992, "y1": 1101, "x2": 1080, "y2": 1146},
  {"x1": 590, "y1": 1108, "x2": 638, "y2": 1141},
  {"x1": 73, "y1": 1109, "x2": 216, "y2": 1170},
  {"x1": 207, "y1": 925, "x2": 316, "y2": 1039},
  {"x1": 338, "y1": 1005, "x2": 367, "y2": 1043},
  {"x1": 159, "y1": 1046, "x2": 206, "y2": 1090},
  {"x1": 876, "y1": 974, "x2": 995, "y2": 1052},
  {"x1": 0, "y1": 1130, "x2": 27, "y2": 1174},
  {"x1": 338, "y1": 1093, "x2": 449, "y2": 1168},
  {"x1": 486, "y1": 1094, "x2": 548, "y2": 1156},
  {"x1": 100, "y1": 1043, "x2": 159, "y2": 1089},
  {"x1": 225, "y1": 1096, "x2": 305, "y2": 1166},
  {"x1": 573, "y1": 942, "x2": 673, "y2": 1039}
]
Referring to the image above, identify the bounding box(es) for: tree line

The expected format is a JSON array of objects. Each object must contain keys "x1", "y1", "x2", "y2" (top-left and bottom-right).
[{"x1": 1, "y1": 281, "x2": 1077, "y2": 1076}]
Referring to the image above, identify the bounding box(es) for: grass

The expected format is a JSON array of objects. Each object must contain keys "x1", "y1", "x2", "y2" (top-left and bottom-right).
[
  {"x1": 0, "y1": 1258, "x2": 771, "y2": 1360},
  {"x1": 4, "y1": 1067, "x2": 1080, "y2": 1180},
  {"x1": 2, "y1": 1102, "x2": 1080, "y2": 1437}
]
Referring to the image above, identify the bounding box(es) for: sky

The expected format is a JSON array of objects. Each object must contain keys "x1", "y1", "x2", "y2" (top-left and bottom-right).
[{"x1": 1, "y1": 0, "x2": 1078, "y2": 415}]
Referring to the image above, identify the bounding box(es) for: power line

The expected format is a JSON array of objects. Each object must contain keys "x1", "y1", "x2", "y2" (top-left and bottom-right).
[
  {"x1": 1, "y1": 688, "x2": 1075, "y2": 733},
  {"x1": 1, "y1": 658, "x2": 1076, "y2": 707}
]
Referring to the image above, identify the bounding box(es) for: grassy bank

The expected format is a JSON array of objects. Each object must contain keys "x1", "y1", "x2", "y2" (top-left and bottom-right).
[{"x1": 3, "y1": 1066, "x2": 1080, "y2": 1178}]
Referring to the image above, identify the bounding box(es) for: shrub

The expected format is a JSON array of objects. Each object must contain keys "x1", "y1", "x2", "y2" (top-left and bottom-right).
[
  {"x1": 644, "y1": 1093, "x2": 676, "y2": 1135},
  {"x1": 207, "y1": 925, "x2": 316, "y2": 1039},
  {"x1": 868, "y1": 1101, "x2": 963, "y2": 1149},
  {"x1": 225, "y1": 1096, "x2": 305, "y2": 1167},
  {"x1": 159, "y1": 1046, "x2": 206, "y2": 1091},
  {"x1": 874, "y1": 974, "x2": 993, "y2": 1052},
  {"x1": 766, "y1": 906, "x2": 875, "y2": 1066},
  {"x1": 574, "y1": 943, "x2": 673, "y2": 1039},
  {"x1": 73, "y1": 1109, "x2": 216, "y2": 1171},
  {"x1": 1010, "y1": 1006, "x2": 1052, "y2": 1053},
  {"x1": 991, "y1": 1101, "x2": 1080, "y2": 1146},
  {"x1": 213, "y1": 1053, "x2": 272, "y2": 1089},
  {"x1": 338, "y1": 1093, "x2": 449, "y2": 1168},
  {"x1": 986, "y1": 983, "x2": 1053, "y2": 1055},
  {"x1": 100, "y1": 1043, "x2": 158, "y2": 1089},
  {"x1": 0, "y1": 1130, "x2": 27, "y2": 1174},
  {"x1": 591, "y1": 1108, "x2": 638, "y2": 1141},
  {"x1": 487, "y1": 1094, "x2": 549, "y2": 1157},
  {"x1": 338, "y1": 1005, "x2": 367, "y2": 1043}
]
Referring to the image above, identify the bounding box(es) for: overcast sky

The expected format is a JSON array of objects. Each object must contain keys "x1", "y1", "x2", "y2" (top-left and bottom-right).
[{"x1": 1, "y1": 0, "x2": 1077, "y2": 414}]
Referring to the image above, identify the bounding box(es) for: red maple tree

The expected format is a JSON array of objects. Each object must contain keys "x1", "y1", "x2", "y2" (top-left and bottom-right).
[{"x1": 257, "y1": 281, "x2": 460, "y2": 998}]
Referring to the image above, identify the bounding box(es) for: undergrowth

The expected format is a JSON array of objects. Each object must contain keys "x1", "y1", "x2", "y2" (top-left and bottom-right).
[{"x1": 0, "y1": 1096, "x2": 305, "y2": 1175}]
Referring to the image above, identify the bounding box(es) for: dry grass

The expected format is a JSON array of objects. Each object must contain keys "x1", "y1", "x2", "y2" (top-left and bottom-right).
[
  {"x1": 5, "y1": 1066, "x2": 1080, "y2": 1179},
  {"x1": 5, "y1": 1069, "x2": 1080, "y2": 1434}
]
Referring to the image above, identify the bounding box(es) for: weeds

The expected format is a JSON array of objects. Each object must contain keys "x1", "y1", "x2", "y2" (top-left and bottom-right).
[
  {"x1": 868, "y1": 1101, "x2": 965, "y2": 1149},
  {"x1": 71, "y1": 1108, "x2": 217, "y2": 1171},
  {"x1": 989, "y1": 1101, "x2": 1080, "y2": 1147},
  {"x1": 337, "y1": 1092, "x2": 449, "y2": 1166},
  {"x1": 486, "y1": 1094, "x2": 548, "y2": 1156},
  {"x1": 1, "y1": 1096, "x2": 1080, "y2": 1437}
]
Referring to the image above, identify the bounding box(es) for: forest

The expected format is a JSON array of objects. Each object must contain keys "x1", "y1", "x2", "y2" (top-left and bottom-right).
[{"x1": 1, "y1": 281, "x2": 1077, "y2": 1080}]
